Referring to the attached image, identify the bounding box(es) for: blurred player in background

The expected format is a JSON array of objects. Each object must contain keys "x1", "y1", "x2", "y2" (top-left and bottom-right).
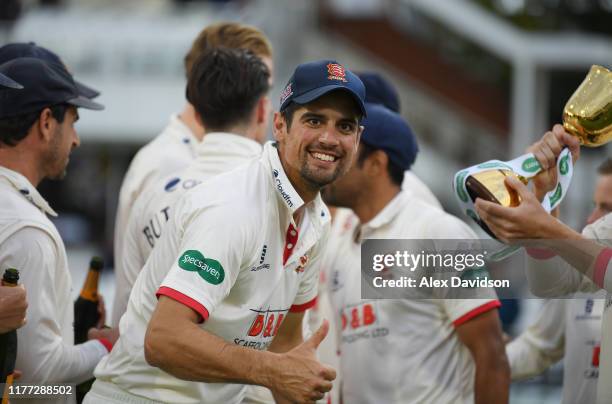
[
  {"x1": 112, "y1": 46, "x2": 271, "y2": 323},
  {"x1": 112, "y1": 21, "x2": 273, "y2": 326},
  {"x1": 0, "y1": 68, "x2": 26, "y2": 335},
  {"x1": 116, "y1": 47, "x2": 273, "y2": 404},
  {"x1": 0, "y1": 57, "x2": 117, "y2": 404},
  {"x1": 322, "y1": 103, "x2": 509, "y2": 404},
  {"x1": 356, "y1": 71, "x2": 440, "y2": 208},
  {"x1": 506, "y1": 158, "x2": 612, "y2": 404}
]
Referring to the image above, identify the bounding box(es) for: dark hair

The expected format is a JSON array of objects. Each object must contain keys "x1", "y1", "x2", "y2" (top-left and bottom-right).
[
  {"x1": 357, "y1": 142, "x2": 405, "y2": 186},
  {"x1": 0, "y1": 103, "x2": 68, "y2": 147},
  {"x1": 280, "y1": 102, "x2": 298, "y2": 130},
  {"x1": 186, "y1": 48, "x2": 270, "y2": 132},
  {"x1": 598, "y1": 158, "x2": 612, "y2": 175}
]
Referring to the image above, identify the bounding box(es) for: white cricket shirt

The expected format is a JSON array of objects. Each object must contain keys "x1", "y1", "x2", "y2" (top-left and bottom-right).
[
  {"x1": 111, "y1": 133, "x2": 261, "y2": 326},
  {"x1": 0, "y1": 166, "x2": 109, "y2": 404},
  {"x1": 507, "y1": 297, "x2": 603, "y2": 404},
  {"x1": 525, "y1": 213, "x2": 612, "y2": 404},
  {"x1": 327, "y1": 191, "x2": 500, "y2": 404},
  {"x1": 402, "y1": 170, "x2": 442, "y2": 209},
  {"x1": 92, "y1": 142, "x2": 330, "y2": 404},
  {"x1": 113, "y1": 115, "x2": 198, "y2": 311}
]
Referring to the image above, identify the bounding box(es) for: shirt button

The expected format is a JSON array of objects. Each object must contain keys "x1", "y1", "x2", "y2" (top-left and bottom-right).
[
  {"x1": 290, "y1": 230, "x2": 297, "y2": 237},
  {"x1": 287, "y1": 243, "x2": 293, "y2": 249}
]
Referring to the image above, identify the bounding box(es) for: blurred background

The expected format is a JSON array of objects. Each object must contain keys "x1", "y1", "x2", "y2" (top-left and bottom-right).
[{"x1": 1, "y1": 0, "x2": 611, "y2": 402}]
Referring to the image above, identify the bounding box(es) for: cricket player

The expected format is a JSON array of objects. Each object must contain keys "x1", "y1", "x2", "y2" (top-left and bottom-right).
[
  {"x1": 113, "y1": 48, "x2": 270, "y2": 324},
  {"x1": 112, "y1": 22, "x2": 273, "y2": 326},
  {"x1": 0, "y1": 57, "x2": 117, "y2": 403},
  {"x1": 506, "y1": 158, "x2": 612, "y2": 403},
  {"x1": 356, "y1": 71, "x2": 441, "y2": 209},
  {"x1": 475, "y1": 125, "x2": 612, "y2": 403},
  {"x1": 322, "y1": 103, "x2": 510, "y2": 404},
  {"x1": 85, "y1": 59, "x2": 366, "y2": 404}
]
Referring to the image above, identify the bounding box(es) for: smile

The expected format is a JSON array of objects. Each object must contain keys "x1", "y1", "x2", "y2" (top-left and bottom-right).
[{"x1": 311, "y1": 152, "x2": 337, "y2": 162}]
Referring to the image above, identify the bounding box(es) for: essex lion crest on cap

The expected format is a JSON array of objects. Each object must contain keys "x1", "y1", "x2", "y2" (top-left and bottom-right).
[{"x1": 327, "y1": 63, "x2": 347, "y2": 82}]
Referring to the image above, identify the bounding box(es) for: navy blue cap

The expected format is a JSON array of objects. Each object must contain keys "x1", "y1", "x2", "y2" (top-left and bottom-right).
[
  {"x1": 280, "y1": 60, "x2": 366, "y2": 116},
  {"x1": 0, "y1": 42, "x2": 100, "y2": 98},
  {"x1": 356, "y1": 71, "x2": 400, "y2": 113},
  {"x1": 0, "y1": 57, "x2": 104, "y2": 119},
  {"x1": 0, "y1": 72, "x2": 22, "y2": 89},
  {"x1": 360, "y1": 103, "x2": 418, "y2": 170}
]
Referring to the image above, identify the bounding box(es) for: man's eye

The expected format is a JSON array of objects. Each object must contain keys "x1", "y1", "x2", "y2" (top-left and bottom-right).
[
  {"x1": 339, "y1": 123, "x2": 355, "y2": 133},
  {"x1": 307, "y1": 118, "x2": 321, "y2": 126}
]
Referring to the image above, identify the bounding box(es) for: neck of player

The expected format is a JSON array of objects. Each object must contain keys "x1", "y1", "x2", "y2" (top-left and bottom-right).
[{"x1": 353, "y1": 184, "x2": 401, "y2": 225}]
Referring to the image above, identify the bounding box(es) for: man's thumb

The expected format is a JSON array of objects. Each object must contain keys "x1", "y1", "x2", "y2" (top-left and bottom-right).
[
  {"x1": 505, "y1": 176, "x2": 532, "y2": 200},
  {"x1": 305, "y1": 319, "x2": 329, "y2": 349}
]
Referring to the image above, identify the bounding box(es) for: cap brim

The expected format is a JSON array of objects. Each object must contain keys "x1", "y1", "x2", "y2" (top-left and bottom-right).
[
  {"x1": 292, "y1": 84, "x2": 367, "y2": 117},
  {"x1": 67, "y1": 95, "x2": 105, "y2": 111},
  {"x1": 75, "y1": 80, "x2": 100, "y2": 99},
  {"x1": 0, "y1": 73, "x2": 23, "y2": 89}
]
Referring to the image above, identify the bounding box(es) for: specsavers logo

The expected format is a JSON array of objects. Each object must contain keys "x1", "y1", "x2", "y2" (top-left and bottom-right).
[{"x1": 178, "y1": 250, "x2": 225, "y2": 285}]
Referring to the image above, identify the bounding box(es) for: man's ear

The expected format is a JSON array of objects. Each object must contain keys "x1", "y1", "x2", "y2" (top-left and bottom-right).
[
  {"x1": 194, "y1": 110, "x2": 203, "y2": 128},
  {"x1": 355, "y1": 125, "x2": 364, "y2": 152},
  {"x1": 272, "y1": 111, "x2": 286, "y2": 142},
  {"x1": 256, "y1": 97, "x2": 271, "y2": 126},
  {"x1": 37, "y1": 108, "x2": 56, "y2": 143},
  {"x1": 366, "y1": 150, "x2": 389, "y2": 177}
]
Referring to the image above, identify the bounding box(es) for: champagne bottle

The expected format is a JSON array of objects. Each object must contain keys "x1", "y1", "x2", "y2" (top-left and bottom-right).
[
  {"x1": 73, "y1": 257, "x2": 102, "y2": 344},
  {"x1": 1, "y1": 268, "x2": 19, "y2": 404}
]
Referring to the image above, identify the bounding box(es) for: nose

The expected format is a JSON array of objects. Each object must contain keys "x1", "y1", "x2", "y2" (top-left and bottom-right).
[
  {"x1": 73, "y1": 130, "x2": 81, "y2": 149},
  {"x1": 318, "y1": 124, "x2": 340, "y2": 147}
]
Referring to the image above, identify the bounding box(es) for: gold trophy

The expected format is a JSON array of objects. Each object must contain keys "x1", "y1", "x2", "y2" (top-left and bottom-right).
[{"x1": 465, "y1": 65, "x2": 612, "y2": 208}]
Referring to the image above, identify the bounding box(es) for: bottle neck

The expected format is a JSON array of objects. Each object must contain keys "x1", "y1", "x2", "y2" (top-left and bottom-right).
[{"x1": 79, "y1": 269, "x2": 100, "y2": 302}]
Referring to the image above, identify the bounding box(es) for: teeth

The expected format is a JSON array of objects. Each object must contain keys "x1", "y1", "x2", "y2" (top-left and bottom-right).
[{"x1": 312, "y1": 152, "x2": 335, "y2": 162}]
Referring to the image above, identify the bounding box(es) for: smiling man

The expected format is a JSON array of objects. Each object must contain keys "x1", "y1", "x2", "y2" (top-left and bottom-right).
[{"x1": 85, "y1": 60, "x2": 365, "y2": 404}]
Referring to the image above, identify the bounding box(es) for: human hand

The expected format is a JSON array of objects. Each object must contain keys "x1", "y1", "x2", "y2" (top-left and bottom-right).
[
  {"x1": 88, "y1": 326, "x2": 119, "y2": 346},
  {"x1": 271, "y1": 320, "x2": 336, "y2": 403},
  {"x1": 528, "y1": 124, "x2": 580, "y2": 200},
  {"x1": 0, "y1": 285, "x2": 27, "y2": 333},
  {"x1": 475, "y1": 177, "x2": 553, "y2": 243},
  {"x1": 96, "y1": 294, "x2": 106, "y2": 329}
]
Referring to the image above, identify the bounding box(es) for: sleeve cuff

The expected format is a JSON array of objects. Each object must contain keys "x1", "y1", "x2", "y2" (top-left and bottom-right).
[
  {"x1": 97, "y1": 338, "x2": 113, "y2": 353},
  {"x1": 526, "y1": 248, "x2": 557, "y2": 260},
  {"x1": 593, "y1": 248, "x2": 612, "y2": 289},
  {"x1": 156, "y1": 286, "x2": 210, "y2": 323},
  {"x1": 289, "y1": 296, "x2": 318, "y2": 313},
  {"x1": 452, "y1": 300, "x2": 501, "y2": 328}
]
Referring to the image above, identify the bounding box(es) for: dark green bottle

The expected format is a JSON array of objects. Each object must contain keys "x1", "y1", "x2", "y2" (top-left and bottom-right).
[{"x1": 0, "y1": 268, "x2": 19, "y2": 392}]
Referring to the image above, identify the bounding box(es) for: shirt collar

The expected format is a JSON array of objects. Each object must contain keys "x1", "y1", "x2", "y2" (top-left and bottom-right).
[
  {"x1": 0, "y1": 166, "x2": 58, "y2": 216},
  {"x1": 195, "y1": 132, "x2": 262, "y2": 159},
  {"x1": 168, "y1": 114, "x2": 199, "y2": 148},
  {"x1": 263, "y1": 141, "x2": 305, "y2": 215}
]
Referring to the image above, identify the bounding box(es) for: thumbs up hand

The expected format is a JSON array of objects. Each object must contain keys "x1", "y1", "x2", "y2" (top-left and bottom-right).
[{"x1": 270, "y1": 320, "x2": 336, "y2": 403}]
